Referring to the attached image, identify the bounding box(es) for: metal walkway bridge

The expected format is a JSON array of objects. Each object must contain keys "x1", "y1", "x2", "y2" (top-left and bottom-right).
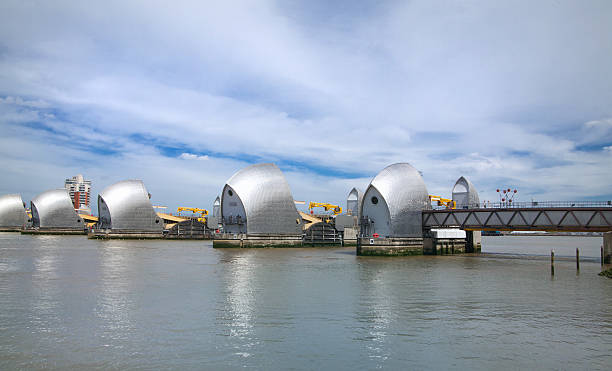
[{"x1": 423, "y1": 203, "x2": 612, "y2": 232}]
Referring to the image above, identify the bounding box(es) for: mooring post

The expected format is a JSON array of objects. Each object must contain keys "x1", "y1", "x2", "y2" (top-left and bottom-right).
[
  {"x1": 576, "y1": 248, "x2": 579, "y2": 271},
  {"x1": 551, "y1": 249, "x2": 554, "y2": 276}
]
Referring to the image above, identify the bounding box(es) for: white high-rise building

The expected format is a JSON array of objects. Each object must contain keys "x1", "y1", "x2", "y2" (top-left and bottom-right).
[{"x1": 64, "y1": 174, "x2": 92, "y2": 214}]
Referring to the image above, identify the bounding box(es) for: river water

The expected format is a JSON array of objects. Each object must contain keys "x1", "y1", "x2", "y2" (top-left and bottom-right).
[{"x1": 1, "y1": 233, "x2": 611, "y2": 370}]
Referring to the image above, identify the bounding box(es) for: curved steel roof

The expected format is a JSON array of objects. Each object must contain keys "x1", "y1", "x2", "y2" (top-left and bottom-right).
[
  {"x1": 212, "y1": 195, "x2": 220, "y2": 217},
  {"x1": 98, "y1": 180, "x2": 162, "y2": 232},
  {"x1": 452, "y1": 176, "x2": 480, "y2": 208},
  {"x1": 347, "y1": 188, "x2": 363, "y2": 201},
  {"x1": 0, "y1": 194, "x2": 28, "y2": 228},
  {"x1": 347, "y1": 187, "x2": 363, "y2": 216},
  {"x1": 361, "y1": 163, "x2": 430, "y2": 237},
  {"x1": 222, "y1": 163, "x2": 301, "y2": 235},
  {"x1": 31, "y1": 189, "x2": 82, "y2": 229}
]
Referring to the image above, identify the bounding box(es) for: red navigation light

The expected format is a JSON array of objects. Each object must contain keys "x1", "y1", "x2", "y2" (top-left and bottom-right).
[
  {"x1": 310, "y1": 210, "x2": 313, "y2": 214},
  {"x1": 373, "y1": 233, "x2": 380, "y2": 238}
]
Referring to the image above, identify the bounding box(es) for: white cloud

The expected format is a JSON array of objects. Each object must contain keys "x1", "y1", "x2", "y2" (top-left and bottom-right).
[
  {"x1": 0, "y1": 0, "x2": 611, "y2": 208},
  {"x1": 0, "y1": 96, "x2": 49, "y2": 108},
  {"x1": 179, "y1": 153, "x2": 209, "y2": 161}
]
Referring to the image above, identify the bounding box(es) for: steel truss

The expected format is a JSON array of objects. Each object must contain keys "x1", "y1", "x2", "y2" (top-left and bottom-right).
[{"x1": 422, "y1": 208, "x2": 612, "y2": 232}]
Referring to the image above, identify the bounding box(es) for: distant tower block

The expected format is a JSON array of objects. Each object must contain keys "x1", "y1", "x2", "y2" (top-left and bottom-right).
[
  {"x1": 64, "y1": 174, "x2": 92, "y2": 214},
  {"x1": 452, "y1": 176, "x2": 480, "y2": 209},
  {"x1": 30, "y1": 189, "x2": 84, "y2": 232},
  {"x1": 346, "y1": 188, "x2": 363, "y2": 218},
  {"x1": 97, "y1": 180, "x2": 162, "y2": 234},
  {"x1": 0, "y1": 194, "x2": 29, "y2": 231},
  {"x1": 215, "y1": 163, "x2": 303, "y2": 247},
  {"x1": 358, "y1": 163, "x2": 431, "y2": 256}
]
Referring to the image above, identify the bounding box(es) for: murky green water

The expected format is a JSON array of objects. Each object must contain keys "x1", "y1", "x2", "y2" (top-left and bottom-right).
[{"x1": 1, "y1": 233, "x2": 611, "y2": 369}]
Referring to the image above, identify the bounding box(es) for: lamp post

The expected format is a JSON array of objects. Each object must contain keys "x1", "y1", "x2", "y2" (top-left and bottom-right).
[{"x1": 496, "y1": 188, "x2": 518, "y2": 207}]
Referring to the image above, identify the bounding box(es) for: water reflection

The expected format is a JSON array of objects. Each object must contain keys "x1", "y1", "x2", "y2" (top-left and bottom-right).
[
  {"x1": 217, "y1": 250, "x2": 258, "y2": 358},
  {"x1": 96, "y1": 242, "x2": 136, "y2": 347},
  {"x1": 32, "y1": 236, "x2": 61, "y2": 324},
  {"x1": 356, "y1": 260, "x2": 394, "y2": 367}
]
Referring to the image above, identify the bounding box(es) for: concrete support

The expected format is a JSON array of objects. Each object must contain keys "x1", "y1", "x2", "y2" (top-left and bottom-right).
[
  {"x1": 22, "y1": 228, "x2": 86, "y2": 235},
  {"x1": 88, "y1": 231, "x2": 164, "y2": 239},
  {"x1": 213, "y1": 234, "x2": 303, "y2": 248},
  {"x1": 604, "y1": 232, "x2": 612, "y2": 264},
  {"x1": 357, "y1": 237, "x2": 423, "y2": 256},
  {"x1": 423, "y1": 238, "x2": 466, "y2": 255},
  {"x1": 342, "y1": 227, "x2": 358, "y2": 246},
  {"x1": 466, "y1": 231, "x2": 482, "y2": 253}
]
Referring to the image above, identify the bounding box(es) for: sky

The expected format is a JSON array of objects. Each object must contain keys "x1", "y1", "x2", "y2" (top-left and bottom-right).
[{"x1": 1, "y1": 0, "x2": 611, "y2": 214}]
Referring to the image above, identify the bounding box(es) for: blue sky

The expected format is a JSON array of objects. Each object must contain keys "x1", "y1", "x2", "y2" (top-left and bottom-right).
[{"x1": 1, "y1": 0, "x2": 611, "y2": 213}]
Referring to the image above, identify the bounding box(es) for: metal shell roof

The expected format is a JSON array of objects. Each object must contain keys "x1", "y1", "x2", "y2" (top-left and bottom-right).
[
  {"x1": 347, "y1": 187, "x2": 363, "y2": 217},
  {"x1": 0, "y1": 194, "x2": 28, "y2": 228},
  {"x1": 222, "y1": 163, "x2": 302, "y2": 235},
  {"x1": 98, "y1": 180, "x2": 163, "y2": 232},
  {"x1": 452, "y1": 176, "x2": 480, "y2": 208},
  {"x1": 31, "y1": 189, "x2": 82, "y2": 229},
  {"x1": 347, "y1": 188, "x2": 363, "y2": 202},
  {"x1": 361, "y1": 163, "x2": 430, "y2": 237},
  {"x1": 212, "y1": 195, "x2": 220, "y2": 217}
]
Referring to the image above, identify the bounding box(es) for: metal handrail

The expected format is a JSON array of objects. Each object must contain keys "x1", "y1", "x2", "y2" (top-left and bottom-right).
[{"x1": 432, "y1": 200, "x2": 612, "y2": 210}]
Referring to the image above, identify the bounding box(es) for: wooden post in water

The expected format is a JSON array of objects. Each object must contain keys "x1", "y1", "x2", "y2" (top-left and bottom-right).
[
  {"x1": 551, "y1": 249, "x2": 555, "y2": 276},
  {"x1": 576, "y1": 248, "x2": 580, "y2": 271},
  {"x1": 602, "y1": 246, "x2": 605, "y2": 267}
]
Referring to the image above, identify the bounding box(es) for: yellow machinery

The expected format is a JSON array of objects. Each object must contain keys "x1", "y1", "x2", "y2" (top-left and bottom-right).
[
  {"x1": 429, "y1": 195, "x2": 456, "y2": 209},
  {"x1": 79, "y1": 214, "x2": 99, "y2": 228},
  {"x1": 176, "y1": 207, "x2": 209, "y2": 223},
  {"x1": 308, "y1": 202, "x2": 342, "y2": 216}
]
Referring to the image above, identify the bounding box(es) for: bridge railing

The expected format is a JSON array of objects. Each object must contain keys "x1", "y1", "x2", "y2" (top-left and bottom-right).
[
  {"x1": 432, "y1": 200, "x2": 612, "y2": 210},
  {"x1": 423, "y1": 206, "x2": 612, "y2": 232}
]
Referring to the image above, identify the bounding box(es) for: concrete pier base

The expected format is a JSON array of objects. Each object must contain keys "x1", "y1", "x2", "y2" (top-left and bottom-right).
[
  {"x1": 466, "y1": 231, "x2": 482, "y2": 253},
  {"x1": 604, "y1": 232, "x2": 612, "y2": 264},
  {"x1": 213, "y1": 234, "x2": 303, "y2": 248},
  {"x1": 0, "y1": 228, "x2": 23, "y2": 232},
  {"x1": 88, "y1": 230, "x2": 164, "y2": 239},
  {"x1": 22, "y1": 229, "x2": 86, "y2": 235},
  {"x1": 423, "y1": 238, "x2": 466, "y2": 255},
  {"x1": 342, "y1": 227, "x2": 358, "y2": 246},
  {"x1": 357, "y1": 237, "x2": 424, "y2": 256}
]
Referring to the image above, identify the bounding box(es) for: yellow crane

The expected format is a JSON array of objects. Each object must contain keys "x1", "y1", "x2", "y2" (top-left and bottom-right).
[
  {"x1": 308, "y1": 202, "x2": 343, "y2": 216},
  {"x1": 429, "y1": 195, "x2": 456, "y2": 209},
  {"x1": 176, "y1": 207, "x2": 209, "y2": 223}
]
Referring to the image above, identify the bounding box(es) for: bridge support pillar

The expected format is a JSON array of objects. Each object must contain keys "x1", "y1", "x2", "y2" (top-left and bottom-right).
[
  {"x1": 466, "y1": 231, "x2": 482, "y2": 253},
  {"x1": 604, "y1": 232, "x2": 612, "y2": 264}
]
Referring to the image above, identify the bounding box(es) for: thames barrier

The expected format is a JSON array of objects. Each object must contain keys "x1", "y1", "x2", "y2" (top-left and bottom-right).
[{"x1": 1, "y1": 162, "x2": 611, "y2": 261}]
